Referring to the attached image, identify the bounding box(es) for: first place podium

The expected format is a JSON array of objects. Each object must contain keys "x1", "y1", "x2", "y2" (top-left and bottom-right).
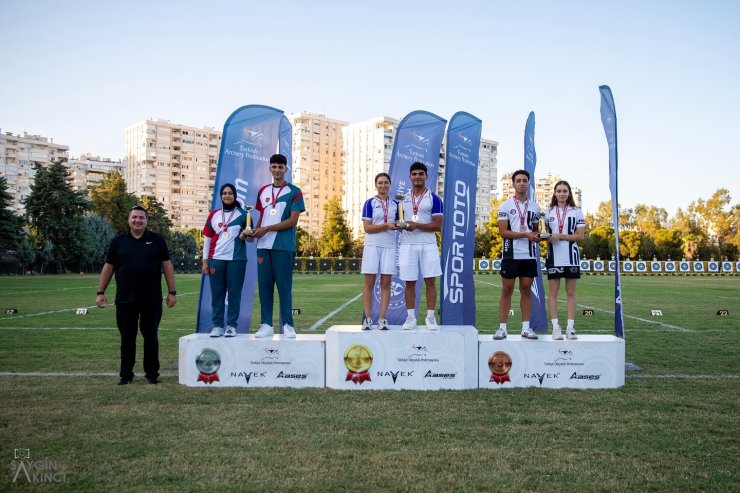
[{"x1": 325, "y1": 325, "x2": 479, "y2": 390}]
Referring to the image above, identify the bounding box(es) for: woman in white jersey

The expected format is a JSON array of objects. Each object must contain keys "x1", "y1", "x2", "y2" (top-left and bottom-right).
[
  {"x1": 202, "y1": 183, "x2": 248, "y2": 338},
  {"x1": 360, "y1": 173, "x2": 400, "y2": 331},
  {"x1": 544, "y1": 180, "x2": 585, "y2": 340}
]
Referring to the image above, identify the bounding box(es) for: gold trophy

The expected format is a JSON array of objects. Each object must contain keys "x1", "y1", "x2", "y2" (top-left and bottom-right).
[
  {"x1": 538, "y1": 217, "x2": 551, "y2": 240},
  {"x1": 395, "y1": 194, "x2": 407, "y2": 230},
  {"x1": 240, "y1": 206, "x2": 254, "y2": 239}
]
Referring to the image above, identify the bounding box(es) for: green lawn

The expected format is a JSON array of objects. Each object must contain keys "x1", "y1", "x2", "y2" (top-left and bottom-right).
[{"x1": 1, "y1": 274, "x2": 738, "y2": 491}]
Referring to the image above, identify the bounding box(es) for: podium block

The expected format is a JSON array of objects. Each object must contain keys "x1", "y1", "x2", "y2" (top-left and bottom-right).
[
  {"x1": 179, "y1": 333, "x2": 325, "y2": 388},
  {"x1": 325, "y1": 325, "x2": 478, "y2": 390},
  {"x1": 479, "y1": 335, "x2": 625, "y2": 389}
]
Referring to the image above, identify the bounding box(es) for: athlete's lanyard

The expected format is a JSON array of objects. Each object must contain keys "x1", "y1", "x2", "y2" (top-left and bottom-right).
[
  {"x1": 555, "y1": 205, "x2": 568, "y2": 234},
  {"x1": 377, "y1": 196, "x2": 389, "y2": 223},
  {"x1": 411, "y1": 188, "x2": 428, "y2": 219},
  {"x1": 221, "y1": 208, "x2": 236, "y2": 233},
  {"x1": 271, "y1": 183, "x2": 287, "y2": 215},
  {"x1": 514, "y1": 198, "x2": 529, "y2": 229}
]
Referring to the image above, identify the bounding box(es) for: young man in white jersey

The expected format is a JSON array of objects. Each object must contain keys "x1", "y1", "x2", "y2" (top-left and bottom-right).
[
  {"x1": 399, "y1": 162, "x2": 444, "y2": 331},
  {"x1": 544, "y1": 180, "x2": 585, "y2": 340},
  {"x1": 495, "y1": 169, "x2": 541, "y2": 340},
  {"x1": 251, "y1": 154, "x2": 305, "y2": 339}
]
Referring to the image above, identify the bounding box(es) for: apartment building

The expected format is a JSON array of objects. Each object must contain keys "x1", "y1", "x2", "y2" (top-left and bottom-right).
[
  {"x1": 288, "y1": 112, "x2": 348, "y2": 237},
  {"x1": 499, "y1": 172, "x2": 583, "y2": 211},
  {"x1": 124, "y1": 120, "x2": 221, "y2": 229},
  {"x1": 66, "y1": 154, "x2": 124, "y2": 192},
  {"x1": 0, "y1": 129, "x2": 69, "y2": 215}
]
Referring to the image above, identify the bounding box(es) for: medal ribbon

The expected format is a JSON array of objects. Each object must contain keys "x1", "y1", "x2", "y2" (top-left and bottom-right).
[
  {"x1": 556, "y1": 205, "x2": 568, "y2": 234},
  {"x1": 345, "y1": 371, "x2": 371, "y2": 384},
  {"x1": 490, "y1": 373, "x2": 511, "y2": 385},
  {"x1": 377, "y1": 196, "x2": 389, "y2": 223},
  {"x1": 411, "y1": 188, "x2": 427, "y2": 218},
  {"x1": 221, "y1": 208, "x2": 237, "y2": 233},
  {"x1": 271, "y1": 183, "x2": 287, "y2": 212},
  {"x1": 514, "y1": 198, "x2": 529, "y2": 229},
  {"x1": 197, "y1": 372, "x2": 220, "y2": 384}
]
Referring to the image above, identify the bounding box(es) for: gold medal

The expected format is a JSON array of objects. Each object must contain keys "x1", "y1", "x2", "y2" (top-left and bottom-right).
[{"x1": 343, "y1": 344, "x2": 373, "y2": 384}]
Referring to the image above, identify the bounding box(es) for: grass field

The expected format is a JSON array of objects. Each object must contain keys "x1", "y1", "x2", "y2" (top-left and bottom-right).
[{"x1": 1, "y1": 273, "x2": 738, "y2": 491}]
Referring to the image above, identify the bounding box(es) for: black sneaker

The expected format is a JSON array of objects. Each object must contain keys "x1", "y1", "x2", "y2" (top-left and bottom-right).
[
  {"x1": 118, "y1": 377, "x2": 133, "y2": 385},
  {"x1": 146, "y1": 377, "x2": 159, "y2": 385}
]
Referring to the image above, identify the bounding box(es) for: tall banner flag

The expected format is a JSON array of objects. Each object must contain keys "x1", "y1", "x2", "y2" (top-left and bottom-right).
[
  {"x1": 381, "y1": 110, "x2": 447, "y2": 325},
  {"x1": 195, "y1": 105, "x2": 291, "y2": 333},
  {"x1": 441, "y1": 112, "x2": 481, "y2": 325},
  {"x1": 524, "y1": 112, "x2": 548, "y2": 332},
  {"x1": 599, "y1": 85, "x2": 625, "y2": 338}
]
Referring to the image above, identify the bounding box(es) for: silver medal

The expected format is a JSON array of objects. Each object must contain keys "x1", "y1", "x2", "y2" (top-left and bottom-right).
[
  {"x1": 222, "y1": 231, "x2": 230, "y2": 239},
  {"x1": 412, "y1": 214, "x2": 419, "y2": 222},
  {"x1": 270, "y1": 208, "x2": 278, "y2": 216}
]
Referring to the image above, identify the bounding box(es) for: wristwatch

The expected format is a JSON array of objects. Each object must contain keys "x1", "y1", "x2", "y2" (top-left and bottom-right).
[
  {"x1": 169, "y1": 291, "x2": 177, "y2": 296},
  {"x1": 97, "y1": 291, "x2": 105, "y2": 296}
]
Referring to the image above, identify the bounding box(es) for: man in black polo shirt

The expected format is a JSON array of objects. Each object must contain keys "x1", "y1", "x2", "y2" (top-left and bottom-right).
[{"x1": 96, "y1": 205, "x2": 177, "y2": 385}]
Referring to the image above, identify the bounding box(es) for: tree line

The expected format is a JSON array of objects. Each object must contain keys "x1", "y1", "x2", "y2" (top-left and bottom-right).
[{"x1": 2, "y1": 163, "x2": 736, "y2": 274}]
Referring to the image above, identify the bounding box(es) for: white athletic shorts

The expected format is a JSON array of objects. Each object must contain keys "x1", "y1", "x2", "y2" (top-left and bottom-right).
[
  {"x1": 399, "y1": 243, "x2": 442, "y2": 280},
  {"x1": 361, "y1": 245, "x2": 397, "y2": 275}
]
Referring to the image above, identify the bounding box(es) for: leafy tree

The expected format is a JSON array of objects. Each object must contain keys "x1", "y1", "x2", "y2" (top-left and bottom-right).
[
  {"x1": 584, "y1": 200, "x2": 631, "y2": 230},
  {"x1": 619, "y1": 230, "x2": 644, "y2": 259},
  {"x1": 653, "y1": 228, "x2": 683, "y2": 260},
  {"x1": 318, "y1": 197, "x2": 352, "y2": 257},
  {"x1": 80, "y1": 214, "x2": 116, "y2": 272},
  {"x1": 632, "y1": 204, "x2": 668, "y2": 236},
  {"x1": 37, "y1": 240, "x2": 55, "y2": 274},
  {"x1": 351, "y1": 236, "x2": 364, "y2": 258},
  {"x1": 169, "y1": 230, "x2": 198, "y2": 272},
  {"x1": 484, "y1": 196, "x2": 504, "y2": 259},
  {"x1": 89, "y1": 171, "x2": 137, "y2": 233},
  {"x1": 23, "y1": 161, "x2": 88, "y2": 272},
  {"x1": 689, "y1": 189, "x2": 738, "y2": 259},
  {"x1": 184, "y1": 228, "x2": 204, "y2": 259},
  {"x1": 475, "y1": 227, "x2": 493, "y2": 258},
  {"x1": 588, "y1": 226, "x2": 614, "y2": 259},
  {"x1": 140, "y1": 196, "x2": 173, "y2": 241},
  {"x1": 0, "y1": 176, "x2": 23, "y2": 254},
  {"x1": 17, "y1": 237, "x2": 35, "y2": 275}
]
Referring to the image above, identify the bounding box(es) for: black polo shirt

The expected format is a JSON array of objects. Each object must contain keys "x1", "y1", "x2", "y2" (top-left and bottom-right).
[{"x1": 105, "y1": 230, "x2": 171, "y2": 304}]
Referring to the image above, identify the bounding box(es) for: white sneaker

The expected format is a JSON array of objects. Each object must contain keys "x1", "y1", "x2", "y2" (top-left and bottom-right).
[
  {"x1": 552, "y1": 326, "x2": 564, "y2": 340},
  {"x1": 224, "y1": 326, "x2": 237, "y2": 338},
  {"x1": 254, "y1": 324, "x2": 274, "y2": 338},
  {"x1": 566, "y1": 327, "x2": 578, "y2": 340},
  {"x1": 401, "y1": 316, "x2": 417, "y2": 331},
  {"x1": 377, "y1": 318, "x2": 389, "y2": 331},
  {"x1": 425, "y1": 315, "x2": 438, "y2": 331},
  {"x1": 493, "y1": 327, "x2": 507, "y2": 340},
  {"x1": 283, "y1": 324, "x2": 296, "y2": 338},
  {"x1": 362, "y1": 317, "x2": 373, "y2": 330},
  {"x1": 209, "y1": 326, "x2": 224, "y2": 338},
  {"x1": 521, "y1": 328, "x2": 539, "y2": 340}
]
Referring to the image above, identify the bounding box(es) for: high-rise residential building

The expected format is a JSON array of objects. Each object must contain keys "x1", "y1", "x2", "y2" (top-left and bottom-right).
[
  {"x1": 498, "y1": 172, "x2": 583, "y2": 211},
  {"x1": 342, "y1": 116, "x2": 398, "y2": 238},
  {"x1": 124, "y1": 120, "x2": 221, "y2": 229},
  {"x1": 0, "y1": 129, "x2": 69, "y2": 215},
  {"x1": 288, "y1": 112, "x2": 348, "y2": 237},
  {"x1": 437, "y1": 138, "x2": 499, "y2": 228},
  {"x1": 66, "y1": 154, "x2": 124, "y2": 192}
]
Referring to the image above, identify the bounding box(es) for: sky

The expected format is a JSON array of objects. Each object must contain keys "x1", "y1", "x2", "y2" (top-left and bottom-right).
[{"x1": 2, "y1": 0, "x2": 739, "y2": 214}]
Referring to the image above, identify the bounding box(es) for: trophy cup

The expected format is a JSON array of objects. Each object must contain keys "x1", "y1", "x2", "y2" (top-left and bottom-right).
[
  {"x1": 538, "y1": 217, "x2": 551, "y2": 240},
  {"x1": 395, "y1": 194, "x2": 407, "y2": 230},
  {"x1": 240, "y1": 206, "x2": 254, "y2": 239}
]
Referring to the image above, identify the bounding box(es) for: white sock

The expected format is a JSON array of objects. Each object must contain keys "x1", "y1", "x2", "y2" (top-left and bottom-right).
[
  {"x1": 407, "y1": 309, "x2": 415, "y2": 318},
  {"x1": 567, "y1": 319, "x2": 575, "y2": 329},
  {"x1": 427, "y1": 309, "x2": 434, "y2": 318},
  {"x1": 551, "y1": 319, "x2": 560, "y2": 328},
  {"x1": 522, "y1": 321, "x2": 530, "y2": 330},
  {"x1": 499, "y1": 323, "x2": 507, "y2": 331}
]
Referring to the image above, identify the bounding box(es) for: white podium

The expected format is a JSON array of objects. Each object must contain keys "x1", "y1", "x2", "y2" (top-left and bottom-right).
[
  {"x1": 325, "y1": 325, "x2": 478, "y2": 390},
  {"x1": 478, "y1": 334, "x2": 625, "y2": 389},
  {"x1": 179, "y1": 333, "x2": 325, "y2": 388}
]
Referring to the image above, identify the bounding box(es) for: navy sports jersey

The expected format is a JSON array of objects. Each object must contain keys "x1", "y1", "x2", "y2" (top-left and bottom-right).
[
  {"x1": 498, "y1": 197, "x2": 541, "y2": 260},
  {"x1": 544, "y1": 205, "x2": 585, "y2": 267}
]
